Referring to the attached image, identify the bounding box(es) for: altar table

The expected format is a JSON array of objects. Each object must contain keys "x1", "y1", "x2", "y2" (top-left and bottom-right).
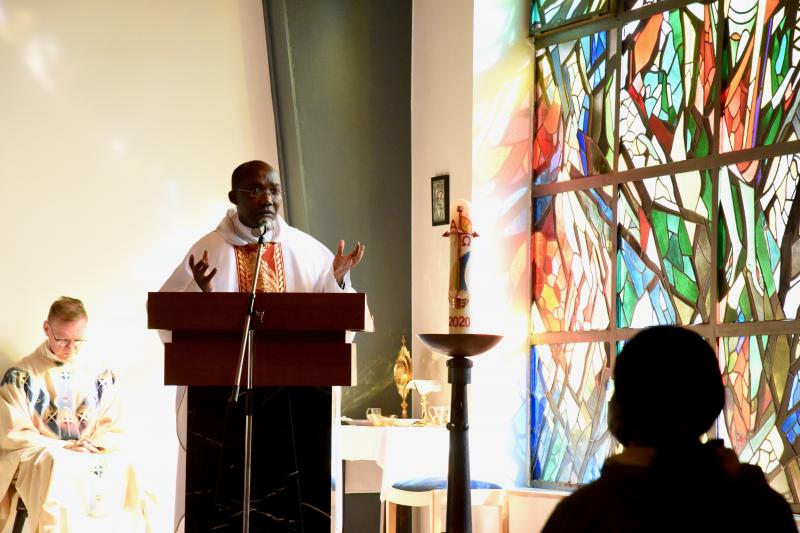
[{"x1": 339, "y1": 424, "x2": 449, "y2": 499}]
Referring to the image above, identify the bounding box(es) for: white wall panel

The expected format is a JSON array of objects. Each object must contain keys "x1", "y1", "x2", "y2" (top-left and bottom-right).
[{"x1": 0, "y1": 2, "x2": 278, "y2": 529}]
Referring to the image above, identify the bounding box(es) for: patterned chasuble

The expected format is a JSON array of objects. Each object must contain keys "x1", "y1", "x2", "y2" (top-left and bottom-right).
[
  {"x1": 2, "y1": 364, "x2": 115, "y2": 441},
  {"x1": 234, "y1": 241, "x2": 286, "y2": 293}
]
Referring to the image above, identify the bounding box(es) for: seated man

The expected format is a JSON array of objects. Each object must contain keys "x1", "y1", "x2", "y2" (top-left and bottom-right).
[
  {"x1": 542, "y1": 326, "x2": 796, "y2": 532},
  {"x1": 0, "y1": 297, "x2": 150, "y2": 532}
]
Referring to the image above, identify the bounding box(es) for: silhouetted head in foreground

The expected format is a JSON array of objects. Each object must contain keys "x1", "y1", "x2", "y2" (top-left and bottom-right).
[
  {"x1": 542, "y1": 326, "x2": 798, "y2": 533},
  {"x1": 609, "y1": 326, "x2": 724, "y2": 448}
]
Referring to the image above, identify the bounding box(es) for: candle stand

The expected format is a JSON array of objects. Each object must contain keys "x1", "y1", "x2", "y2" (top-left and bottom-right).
[{"x1": 416, "y1": 333, "x2": 502, "y2": 533}]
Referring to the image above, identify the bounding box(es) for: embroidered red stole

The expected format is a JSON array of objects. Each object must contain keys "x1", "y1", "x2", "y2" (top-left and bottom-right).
[{"x1": 233, "y1": 242, "x2": 286, "y2": 293}]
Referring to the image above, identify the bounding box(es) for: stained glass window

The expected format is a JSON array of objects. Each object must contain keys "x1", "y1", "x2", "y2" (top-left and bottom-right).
[
  {"x1": 530, "y1": 0, "x2": 800, "y2": 507},
  {"x1": 617, "y1": 171, "x2": 713, "y2": 327},
  {"x1": 531, "y1": 189, "x2": 613, "y2": 333},
  {"x1": 531, "y1": 0, "x2": 610, "y2": 32},
  {"x1": 719, "y1": 154, "x2": 800, "y2": 323},
  {"x1": 719, "y1": 335, "x2": 800, "y2": 503},
  {"x1": 533, "y1": 33, "x2": 616, "y2": 184},
  {"x1": 619, "y1": 3, "x2": 718, "y2": 169},
  {"x1": 720, "y1": 0, "x2": 800, "y2": 156},
  {"x1": 531, "y1": 342, "x2": 615, "y2": 484},
  {"x1": 626, "y1": 0, "x2": 660, "y2": 9}
]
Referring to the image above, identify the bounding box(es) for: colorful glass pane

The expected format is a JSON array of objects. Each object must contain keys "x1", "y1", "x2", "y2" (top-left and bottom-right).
[
  {"x1": 617, "y1": 171, "x2": 713, "y2": 327},
  {"x1": 532, "y1": 189, "x2": 613, "y2": 333},
  {"x1": 626, "y1": 0, "x2": 659, "y2": 8},
  {"x1": 719, "y1": 335, "x2": 800, "y2": 504},
  {"x1": 531, "y1": 0, "x2": 609, "y2": 32},
  {"x1": 719, "y1": 154, "x2": 800, "y2": 322},
  {"x1": 530, "y1": 342, "x2": 614, "y2": 484},
  {"x1": 529, "y1": 0, "x2": 800, "y2": 504},
  {"x1": 619, "y1": 3, "x2": 718, "y2": 170},
  {"x1": 720, "y1": 0, "x2": 800, "y2": 163},
  {"x1": 534, "y1": 32, "x2": 616, "y2": 184}
]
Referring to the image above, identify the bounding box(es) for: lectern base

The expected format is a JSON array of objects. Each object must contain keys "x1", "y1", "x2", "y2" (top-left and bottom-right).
[{"x1": 185, "y1": 386, "x2": 334, "y2": 532}]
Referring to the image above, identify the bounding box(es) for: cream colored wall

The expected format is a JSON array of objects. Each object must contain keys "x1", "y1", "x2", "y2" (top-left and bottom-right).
[
  {"x1": 411, "y1": 0, "x2": 532, "y2": 495},
  {"x1": 410, "y1": 4, "x2": 473, "y2": 524},
  {"x1": 507, "y1": 489, "x2": 567, "y2": 532},
  {"x1": 0, "y1": 1, "x2": 278, "y2": 530},
  {"x1": 410, "y1": 0, "x2": 473, "y2": 413}
]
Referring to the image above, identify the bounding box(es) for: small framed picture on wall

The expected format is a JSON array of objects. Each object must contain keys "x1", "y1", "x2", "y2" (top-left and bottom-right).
[{"x1": 431, "y1": 174, "x2": 449, "y2": 226}]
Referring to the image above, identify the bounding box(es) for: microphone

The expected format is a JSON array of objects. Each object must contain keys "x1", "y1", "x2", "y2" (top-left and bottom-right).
[{"x1": 250, "y1": 219, "x2": 272, "y2": 238}]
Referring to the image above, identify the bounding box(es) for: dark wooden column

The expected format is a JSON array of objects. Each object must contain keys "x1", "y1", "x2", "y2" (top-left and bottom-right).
[{"x1": 446, "y1": 357, "x2": 473, "y2": 533}]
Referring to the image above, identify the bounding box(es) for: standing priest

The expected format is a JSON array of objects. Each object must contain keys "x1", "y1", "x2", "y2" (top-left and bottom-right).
[
  {"x1": 158, "y1": 160, "x2": 367, "y2": 532},
  {"x1": 159, "y1": 159, "x2": 364, "y2": 295}
]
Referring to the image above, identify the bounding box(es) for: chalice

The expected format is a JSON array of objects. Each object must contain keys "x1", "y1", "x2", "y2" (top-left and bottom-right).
[{"x1": 408, "y1": 379, "x2": 441, "y2": 424}]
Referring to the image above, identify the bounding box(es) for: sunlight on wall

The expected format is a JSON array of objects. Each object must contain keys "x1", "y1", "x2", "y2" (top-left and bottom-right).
[
  {"x1": 0, "y1": 1, "x2": 278, "y2": 530},
  {"x1": 411, "y1": 0, "x2": 532, "y2": 492},
  {"x1": 469, "y1": 0, "x2": 532, "y2": 486}
]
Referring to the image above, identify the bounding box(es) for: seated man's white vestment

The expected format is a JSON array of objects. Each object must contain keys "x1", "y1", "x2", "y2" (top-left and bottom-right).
[{"x1": 0, "y1": 342, "x2": 150, "y2": 532}]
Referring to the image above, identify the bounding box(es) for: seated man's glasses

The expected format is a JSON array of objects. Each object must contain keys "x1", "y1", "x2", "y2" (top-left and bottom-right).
[
  {"x1": 52, "y1": 337, "x2": 88, "y2": 348},
  {"x1": 46, "y1": 323, "x2": 88, "y2": 347},
  {"x1": 234, "y1": 187, "x2": 280, "y2": 199}
]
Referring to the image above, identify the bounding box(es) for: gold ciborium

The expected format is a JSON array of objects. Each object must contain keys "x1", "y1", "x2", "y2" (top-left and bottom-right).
[{"x1": 393, "y1": 336, "x2": 413, "y2": 418}]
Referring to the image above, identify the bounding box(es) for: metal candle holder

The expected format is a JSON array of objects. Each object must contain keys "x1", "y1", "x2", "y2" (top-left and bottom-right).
[{"x1": 416, "y1": 333, "x2": 502, "y2": 533}]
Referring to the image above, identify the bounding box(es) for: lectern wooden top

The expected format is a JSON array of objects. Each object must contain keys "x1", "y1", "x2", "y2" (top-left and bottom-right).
[{"x1": 147, "y1": 292, "x2": 373, "y2": 333}]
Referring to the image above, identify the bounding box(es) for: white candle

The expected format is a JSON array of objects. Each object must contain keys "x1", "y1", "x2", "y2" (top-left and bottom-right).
[{"x1": 447, "y1": 199, "x2": 476, "y2": 333}]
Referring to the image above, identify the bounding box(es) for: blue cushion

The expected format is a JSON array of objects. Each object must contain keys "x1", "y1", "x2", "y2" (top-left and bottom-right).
[{"x1": 392, "y1": 477, "x2": 502, "y2": 492}]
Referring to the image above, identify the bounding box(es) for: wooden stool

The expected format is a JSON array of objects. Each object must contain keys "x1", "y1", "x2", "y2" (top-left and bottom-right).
[{"x1": 12, "y1": 496, "x2": 27, "y2": 533}]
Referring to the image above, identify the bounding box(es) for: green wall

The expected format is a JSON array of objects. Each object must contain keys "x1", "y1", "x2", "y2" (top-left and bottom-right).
[{"x1": 265, "y1": 0, "x2": 412, "y2": 419}]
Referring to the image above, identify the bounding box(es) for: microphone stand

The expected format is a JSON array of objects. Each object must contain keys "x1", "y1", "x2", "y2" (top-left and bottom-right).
[{"x1": 229, "y1": 225, "x2": 267, "y2": 533}]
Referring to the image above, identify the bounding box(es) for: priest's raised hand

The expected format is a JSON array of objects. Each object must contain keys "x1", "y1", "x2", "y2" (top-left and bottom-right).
[
  {"x1": 188, "y1": 249, "x2": 217, "y2": 292},
  {"x1": 333, "y1": 240, "x2": 365, "y2": 287}
]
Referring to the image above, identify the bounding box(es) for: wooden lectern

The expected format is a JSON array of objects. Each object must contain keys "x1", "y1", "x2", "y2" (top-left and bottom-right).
[{"x1": 148, "y1": 292, "x2": 371, "y2": 532}]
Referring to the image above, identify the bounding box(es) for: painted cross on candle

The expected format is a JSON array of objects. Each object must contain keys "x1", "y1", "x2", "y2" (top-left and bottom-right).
[{"x1": 443, "y1": 199, "x2": 478, "y2": 333}]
